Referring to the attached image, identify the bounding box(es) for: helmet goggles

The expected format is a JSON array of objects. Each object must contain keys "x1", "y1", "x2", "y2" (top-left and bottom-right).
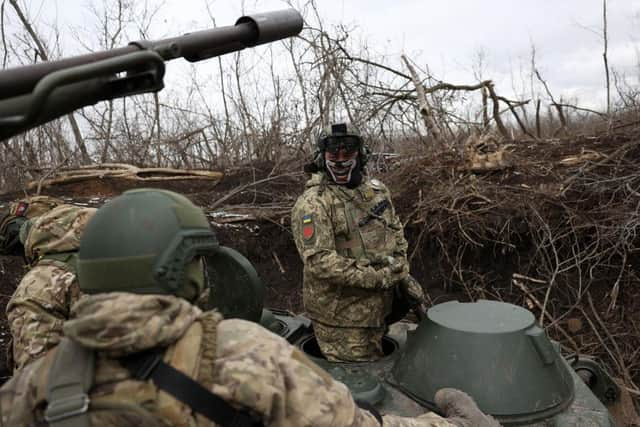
[{"x1": 322, "y1": 136, "x2": 361, "y2": 154}]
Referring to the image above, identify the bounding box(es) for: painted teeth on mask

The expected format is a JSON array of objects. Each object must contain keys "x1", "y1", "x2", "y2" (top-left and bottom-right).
[
  {"x1": 327, "y1": 159, "x2": 355, "y2": 172},
  {"x1": 326, "y1": 158, "x2": 357, "y2": 182}
]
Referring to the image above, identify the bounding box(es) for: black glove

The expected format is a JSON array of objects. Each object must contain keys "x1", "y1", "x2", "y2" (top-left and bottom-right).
[{"x1": 0, "y1": 213, "x2": 26, "y2": 256}]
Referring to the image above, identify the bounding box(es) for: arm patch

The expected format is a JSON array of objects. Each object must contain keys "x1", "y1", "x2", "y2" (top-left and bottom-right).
[{"x1": 302, "y1": 214, "x2": 314, "y2": 240}]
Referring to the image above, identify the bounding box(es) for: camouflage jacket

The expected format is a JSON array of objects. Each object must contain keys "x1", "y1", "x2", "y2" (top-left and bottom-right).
[
  {"x1": 7, "y1": 195, "x2": 64, "y2": 220},
  {"x1": 0, "y1": 195, "x2": 63, "y2": 255},
  {"x1": 0, "y1": 293, "x2": 455, "y2": 427},
  {"x1": 291, "y1": 173, "x2": 409, "y2": 327},
  {"x1": 6, "y1": 204, "x2": 96, "y2": 369}
]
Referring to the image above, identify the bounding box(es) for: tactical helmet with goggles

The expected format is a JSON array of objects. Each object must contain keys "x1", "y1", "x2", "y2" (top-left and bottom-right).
[
  {"x1": 77, "y1": 189, "x2": 218, "y2": 302},
  {"x1": 316, "y1": 122, "x2": 369, "y2": 186},
  {"x1": 318, "y1": 122, "x2": 363, "y2": 154}
]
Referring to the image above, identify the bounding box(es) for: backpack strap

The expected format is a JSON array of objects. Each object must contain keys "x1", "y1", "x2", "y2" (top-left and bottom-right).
[
  {"x1": 44, "y1": 338, "x2": 95, "y2": 427},
  {"x1": 121, "y1": 349, "x2": 263, "y2": 427}
]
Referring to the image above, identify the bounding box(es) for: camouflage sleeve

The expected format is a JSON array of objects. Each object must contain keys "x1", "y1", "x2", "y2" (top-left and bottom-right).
[
  {"x1": 0, "y1": 353, "x2": 44, "y2": 427},
  {"x1": 379, "y1": 184, "x2": 410, "y2": 277},
  {"x1": 6, "y1": 264, "x2": 79, "y2": 370},
  {"x1": 291, "y1": 192, "x2": 383, "y2": 290},
  {"x1": 383, "y1": 413, "x2": 457, "y2": 427},
  {"x1": 213, "y1": 318, "x2": 380, "y2": 426},
  {"x1": 375, "y1": 182, "x2": 408, "y2": 260},
  {"x1": 213, "y1": 318, "x2": 455, "y2": 427}
]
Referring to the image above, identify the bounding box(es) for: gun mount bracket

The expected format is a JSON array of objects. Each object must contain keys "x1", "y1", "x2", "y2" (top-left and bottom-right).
[{"x1": 0, "y1": 50, "x2": 165, "y2": 129}]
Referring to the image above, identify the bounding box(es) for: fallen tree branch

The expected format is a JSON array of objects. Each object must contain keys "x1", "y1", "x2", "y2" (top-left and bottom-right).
[
  {"x1": 401, "y1": 55, "x2": 443, "y2": 143},
  {"x1": 208, "y1": 172, "x2": 302, "y2": 211},
  {"x1": 512, "y1": 275, "x2": 580, "y2": 353},
  {"x1": 27, "y1": 163, "x2": 223, "y2": 189},
  {"x1": 554, "y1": 103, "x2": 608, "y2": 119}
]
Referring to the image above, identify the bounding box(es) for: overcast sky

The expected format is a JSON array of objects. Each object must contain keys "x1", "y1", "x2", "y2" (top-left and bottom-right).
[{"x1": 7, "y1": 0, "x2": 640, "y2": 110}]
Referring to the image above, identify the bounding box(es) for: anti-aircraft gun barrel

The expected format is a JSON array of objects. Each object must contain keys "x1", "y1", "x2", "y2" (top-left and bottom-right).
[{"x1": 0, "y1": 9, "x2": 303, "y2": 140}]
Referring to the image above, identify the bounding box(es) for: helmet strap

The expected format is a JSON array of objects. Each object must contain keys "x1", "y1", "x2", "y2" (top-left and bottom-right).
[
  {"x1": 178, "y1": 257, "x2": 205, "y2": 302},
  {"x1": 346, "y1": 167, "x2": 363, "y2": 189}
]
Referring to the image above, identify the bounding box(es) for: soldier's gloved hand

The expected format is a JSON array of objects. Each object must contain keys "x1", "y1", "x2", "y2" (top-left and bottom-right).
[
  {"x1": 399, "y1": 275, "x2": 425, "y2": 305},
  {"x1": 387, "y1": 255, "x2": 408, "y2": 274},
  {"x1": 369, "y1": 254, "x2": 394, "y2": 267},
  {"x1": 377, "y1": 263, "x2": 409, "y2": 290},
  {"x1": 389, "y1": 257, "x2": 410, "y2": 282},
  {"x1": 435, "y1": 388, "x2": 501, "y2": 427},
  {"x1": 0, "y1": 214, "x2": 26, "y2": 256}
]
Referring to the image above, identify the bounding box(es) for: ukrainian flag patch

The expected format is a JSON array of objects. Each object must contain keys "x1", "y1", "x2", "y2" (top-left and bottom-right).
[{"x1": 302, "y1": 214, "x2": 314, "y2": 240}]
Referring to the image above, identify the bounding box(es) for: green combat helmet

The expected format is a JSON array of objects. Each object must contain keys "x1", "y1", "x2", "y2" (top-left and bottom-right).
[
  {"x1": 77, "y1": 189, "x2": 264, "y2": 320},
  {"x1": 317, "y1": 122, "x2": 364, "y2": 154}
]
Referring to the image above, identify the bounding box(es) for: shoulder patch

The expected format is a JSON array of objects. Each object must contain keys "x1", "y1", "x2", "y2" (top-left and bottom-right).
[
  {"x1": 302, "y1": 224, "x2": 314, "y2": 240},
  {"x1": 301, "y1": 214, "x2": 314, "y2": 240},
  {"x1": 13, "y1": 202, "x2": 29, "y2": 217}
]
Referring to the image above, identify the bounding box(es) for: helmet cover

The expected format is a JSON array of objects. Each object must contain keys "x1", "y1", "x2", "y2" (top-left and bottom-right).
[{"x1": 77, "y1": 189, "x2": 218, "y2": 301}]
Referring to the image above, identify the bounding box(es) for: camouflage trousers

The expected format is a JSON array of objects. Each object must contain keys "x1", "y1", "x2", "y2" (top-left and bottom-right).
[{"x1": 313, "y1": 321, "x2": 385, "y2": 362}]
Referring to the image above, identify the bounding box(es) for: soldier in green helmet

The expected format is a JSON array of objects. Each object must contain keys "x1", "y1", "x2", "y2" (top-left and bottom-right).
[
  {"x1": 6, "y1": 203, "x2": 96, "y2": 370},
  {"x1": 0, "y1": 188, "x2": 498, "y2": 427},
  {"x1": 0, "y1": 195, "x2": 94, "y2": 371},
  {"x1": 291, "y1": 122, "x2": 425, "y2": 362}
]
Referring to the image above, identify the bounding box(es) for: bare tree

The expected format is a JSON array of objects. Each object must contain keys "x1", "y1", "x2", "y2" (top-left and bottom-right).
[
  {"x1": 8, "y1": 0, "x2": 91, "y2": 163},
  {"x1": 0, "y1": 0, "x2": 630, "y2": 192},
  {"x1": 602, "y1": 0, "x2": 611, "y2": 116}
]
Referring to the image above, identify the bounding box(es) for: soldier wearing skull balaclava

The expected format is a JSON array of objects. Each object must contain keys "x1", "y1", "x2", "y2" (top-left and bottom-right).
[{"x1": 291, "y1": 123, "x2": 424, "y2": 362}]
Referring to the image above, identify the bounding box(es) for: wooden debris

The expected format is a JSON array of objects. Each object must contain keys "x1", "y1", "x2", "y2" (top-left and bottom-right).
[
  {"x1": 558, "y1": 149, "x2": 604, "y2": 166},
  {"x1": 463, "y1": 133, "x2": 511, "y2": 171},
  {"x1": 273, "y1": 252, "x2": 286, "y2": 274},
  {"x1": 28, "y1": 163, "x2": 223, "y2": 190},
  {"x1": 401, "y1": 55, "x2": 443, "y2": 144},
  {"x1": 211, "y1": 215, "x2": 257, "y2": 224},
  {"x1": 566, "y1": 318, "x2": 583, "y2": 334}
]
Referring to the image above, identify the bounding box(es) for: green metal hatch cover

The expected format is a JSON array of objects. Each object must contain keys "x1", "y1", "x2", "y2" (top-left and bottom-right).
[{"x1": 392, "y1": 300, "x2": 575, "y2": 424}]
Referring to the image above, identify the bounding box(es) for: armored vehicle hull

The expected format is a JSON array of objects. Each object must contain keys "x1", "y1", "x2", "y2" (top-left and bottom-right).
[{"x1": 261, "y1": 300, "x2": 619, "y2": 426}]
